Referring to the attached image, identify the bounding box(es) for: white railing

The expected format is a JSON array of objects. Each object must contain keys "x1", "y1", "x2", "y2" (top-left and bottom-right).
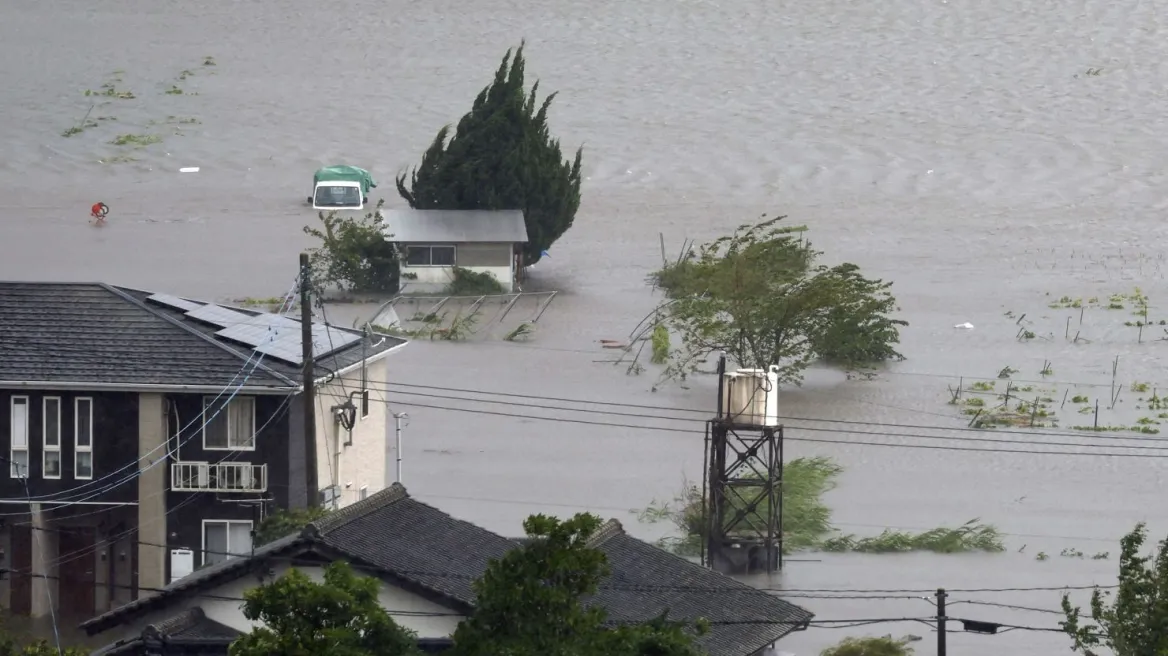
[{"x1": 171, "y1": 462, "x2": 267, "y2": 493}]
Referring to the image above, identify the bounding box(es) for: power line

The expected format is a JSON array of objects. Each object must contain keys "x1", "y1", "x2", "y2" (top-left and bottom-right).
[
  {"x1": 368, "y1": 386, "x2": 1168, "y2": 452},
  {"x1": 374, "y1": 380, "x2": 1168, "y2": 444},
  {"x1": 359, "y1": 397, "x2": 1168, "y2": 459}
]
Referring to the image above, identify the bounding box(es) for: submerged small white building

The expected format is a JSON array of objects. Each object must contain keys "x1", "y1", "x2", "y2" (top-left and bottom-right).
[{"x1": 382, "y1": 209, "x2": 529, "y2": 294}]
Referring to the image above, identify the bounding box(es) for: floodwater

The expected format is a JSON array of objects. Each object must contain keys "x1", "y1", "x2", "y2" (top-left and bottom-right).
[{"x1": 4, "y1": 0, "x2": 1168, "y2": 652}]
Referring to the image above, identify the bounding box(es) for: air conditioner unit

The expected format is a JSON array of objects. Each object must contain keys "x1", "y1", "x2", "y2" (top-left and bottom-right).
[
  {"x1": 170, "y1": 548, "x2": 194, "y2": 584},
  {"x1": 720, "y1": 366, "x2": 780, "y2": 427}
]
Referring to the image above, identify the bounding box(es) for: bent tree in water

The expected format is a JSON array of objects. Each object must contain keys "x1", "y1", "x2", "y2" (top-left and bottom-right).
[{"x1": 649, "y1": 215, "x2": 906, "y2": 386}]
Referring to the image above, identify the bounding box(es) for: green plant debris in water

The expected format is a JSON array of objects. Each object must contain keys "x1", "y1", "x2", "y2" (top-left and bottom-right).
[
  {"x1": 503, "y1": 322, "x2": 534, "y2": 342},
  {"x1": 633, "y1": 456, "x2": 1004, "y2": 555},
  {"x1": 650, "y1": 323, "x2": 670, "y2": 364},
  {"x1": 165, "y1": 85, "x2": 184, "y2": 95},
  {"x1": 110, "y1": 133, "x2": 161, "y2": 147}
]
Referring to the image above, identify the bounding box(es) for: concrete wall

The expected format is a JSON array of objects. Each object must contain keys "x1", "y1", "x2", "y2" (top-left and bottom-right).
[
  {"x1": 314, "y1": 358, "x2": 389, "y2": 510},
  {"x1": 137, "y1": 393, "x2": 167, "y2": 596},
  {"x1": 100, "y1": 562, "x2": 464, "y2": 645}
]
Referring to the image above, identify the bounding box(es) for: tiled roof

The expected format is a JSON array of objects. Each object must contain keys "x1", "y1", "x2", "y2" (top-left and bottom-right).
[
  {"x1": 587, "y1": 520, "x2": 813, "y2": 655},
  {"x1": 0, "y1": 282, "x2": 405, "y2": 390},
  {"x1": 90, "y1": 608, "x2": 241, "y2": 655},
  {"x1": 82, "y1": 486, "x2": 812, "y2": 656}
]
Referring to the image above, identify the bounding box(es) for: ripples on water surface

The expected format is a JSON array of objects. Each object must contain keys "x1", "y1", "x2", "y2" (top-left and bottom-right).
[{"x1": 3, "y1": 0, "x2": 1168, "y2": 651}]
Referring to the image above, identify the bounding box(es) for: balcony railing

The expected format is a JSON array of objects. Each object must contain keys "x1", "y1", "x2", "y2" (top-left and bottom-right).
[{"x1": 171, "y1": 462, "x2": 267, "y2": 493}]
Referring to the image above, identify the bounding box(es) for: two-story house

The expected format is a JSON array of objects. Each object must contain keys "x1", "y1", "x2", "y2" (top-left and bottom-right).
[{"x1": 0, "y1": 281, "x2": 406, "y2": 622}]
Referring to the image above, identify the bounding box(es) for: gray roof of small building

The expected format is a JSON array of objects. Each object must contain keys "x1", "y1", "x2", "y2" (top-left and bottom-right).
[
  {"x1": 382, "y1": 209, "x2": 528, "y2": 244},
  {"x1": 81, "y1": 485, "x2": 811, "y2": 656},
  {"x1": 90, "y1": 607, "x2": 241, "y2": 655},
  {"x1": 0, "y1": 282, "x2": 406, "y2": 391}
]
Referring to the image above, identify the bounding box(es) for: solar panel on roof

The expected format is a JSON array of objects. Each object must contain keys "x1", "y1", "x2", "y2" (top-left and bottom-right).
[
  {"x1": 215, "y1": 313, "x2": 299, "y2": 347},
  {"x1": 254, "y1": 336, "x2": 307, "y2": 365},
  {"x1": 184, "y1": 304, "x2": 251, "y2": 328},
  {"x1": 251, "y1": 325, "x2": 364, "y2": 366},
  {"x1": 147, "y1": 293, "x2": 202, "y2": 312}
]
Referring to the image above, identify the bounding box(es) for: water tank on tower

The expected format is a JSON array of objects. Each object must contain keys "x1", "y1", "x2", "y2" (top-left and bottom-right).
[{"x1": 720, "y1": 365, "x2": 780, "y2": 427}]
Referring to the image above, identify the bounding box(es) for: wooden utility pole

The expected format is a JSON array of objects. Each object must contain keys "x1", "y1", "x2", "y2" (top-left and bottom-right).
[
  {"x1": 936, "y1": 588, "x2": 948, "y2": 656},
  {"x1": 300, "y1": 253, "x2": 319, "y2": 507}
]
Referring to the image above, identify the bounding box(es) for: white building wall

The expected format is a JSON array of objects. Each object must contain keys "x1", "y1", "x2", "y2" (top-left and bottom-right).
[
  {"x1": 115, "y1": 563, "x2": 464, "y2": 642},
  {"x1": 314, "y1": 358, "x2": 389, "y2": 510},
  {"x1": 400, "y1": 265, "x2": 514, "y2": 292}
]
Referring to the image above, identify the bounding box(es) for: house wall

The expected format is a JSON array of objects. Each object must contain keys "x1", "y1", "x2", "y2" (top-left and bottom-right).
[
  {"x1": 314, "y1": 359, "x2": 388, "y2": 509},
  {"x1": 0, "y1": 390, "x2": 142, "y2": 618},
  {"x1": 399, "y1": 242, "x2": 516, "y2": 294},
  {"x1": 166, "y1": 393, "x2": 293, "y2": 570},
  {"x1": 100, "y1": 563, "x2": 465, "y2": 646},
  {"x1": 0, "y1": 390, "x2": 140, "y2": 502}
]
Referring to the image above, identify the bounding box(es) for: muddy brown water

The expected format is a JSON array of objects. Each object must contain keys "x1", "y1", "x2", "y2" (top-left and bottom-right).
[{"x1": 4, "y1": 0, "x2": 1168, "y2": 651}]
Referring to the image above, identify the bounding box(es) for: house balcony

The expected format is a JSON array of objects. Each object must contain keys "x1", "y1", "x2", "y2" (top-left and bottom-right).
[{"x1": 171, "y1": 462, "x2": 267, "y2": 493}]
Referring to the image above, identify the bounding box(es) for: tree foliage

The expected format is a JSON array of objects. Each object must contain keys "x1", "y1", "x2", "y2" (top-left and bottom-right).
[
  {"x1": 254, "y1": 506, "x2": 330, "y2": 547},
  {"x1": 820, "y1": 635, "x2": 917, "y2": 656},
  {"x1": 1061, "y1": 522, "x2": 1168, "y2": 655},
  {"x1": 650, "y1": 215, "x2": 906, "y2": 386},
  {"x1": 230, "y1": 561, "x2": 420, "y2": 656},
  {"x1": 303, "y1": 200, "x2": 400, "y2": 295},
  {"x1": 0, "y1": 637, "x2": 86, "y2": 656},
  {"x1": 396, "y1": 42, "x2": 583, "y2": 266},
  {"x1": 449, "y1": 513, "x2": 708, "y2": 656}
]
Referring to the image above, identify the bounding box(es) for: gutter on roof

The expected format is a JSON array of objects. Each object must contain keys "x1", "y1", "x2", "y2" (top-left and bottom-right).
[
  {"x1": 0, "y1": 381, "x2": 298, "y2": 394},
  {"x1": 314, "y1": 340, "x2": 407, "y2": 385}
]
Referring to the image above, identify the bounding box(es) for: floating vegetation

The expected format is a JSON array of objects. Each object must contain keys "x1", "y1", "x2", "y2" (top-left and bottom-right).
[
  {"x1": 1061, "y1": 547, "x2": 1085, "y2": 558},
  {"x1": 821, "y1": 519, "x2": 1005, "y2": 554},
  {"x1": 203, "y1": 56, "x2": 217, "y2": 66},
  {"x1": 650, "y1": 323, "x2": 670, "y2": 364},
  {"x1": 1093, "y1": 552, "x2": 1110, "y2": 560},
  {"x1": 84, "y1": 74, "x2": 135, "y2": 100},
  {"x1": 165, "y1": 85, "x2": 184, "y2": 95},
  {"x1": 503, "y1": 322, "x2": 534, "y2": 342},
  {"x1": 178, "y1": 69, "x2": 195, "y2": 80},
  {"x1": 110, "y1": 133, "x2": 161, "y2": 147},
  {"x1": 634, "y1": 457, "x2": 1005, "y2": 556},
  {"x1": 1036, "y1": 551, "x2": 1049, "y2": 561}
]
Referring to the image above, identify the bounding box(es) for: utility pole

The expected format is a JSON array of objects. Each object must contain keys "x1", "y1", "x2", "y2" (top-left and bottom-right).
[
  {"x1": 936, "y1": 588, "x2": 948, "y2": 656},
  {"x1": 393, "y1": 413, "x2": 407, "y2": 485},
  {"x1": 300, "y1": 253, "x2": 319, "y2": 508}
]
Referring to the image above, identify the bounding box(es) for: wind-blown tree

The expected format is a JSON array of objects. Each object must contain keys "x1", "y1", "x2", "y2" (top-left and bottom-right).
[
  {"x1": 230, "y1": 562, "x2": 420, "y2": 656},
  {"x1": 648, "y1": 215, "x2": 906, "y2": 386},
  {"x1": 449, "y1": 513, "x2": 707, "y2": 656},
  {"x1": 396, "y1": 42, "x2": 583, "y2": 266},
  {"x1": 1060, "y1": 522, "x2": 1168, "y2": 655}
]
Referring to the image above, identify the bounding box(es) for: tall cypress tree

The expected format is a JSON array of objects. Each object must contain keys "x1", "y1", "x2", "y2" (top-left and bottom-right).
[{"x1": 396, "y1": 42, "x2": 583, "y2": 266}]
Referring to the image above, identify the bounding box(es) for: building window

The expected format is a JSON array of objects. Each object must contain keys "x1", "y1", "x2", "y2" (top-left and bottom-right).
[
  {"x1": 75, "y1": 397, "x2": 94, "y2": 480},
  {"x1": 203, "y1": 397, "x2": 256, "y2": 450},
  {"x1": 359, "y1": 485, "x2": 368, "y2": 501},
  {"x1": 43, "y1": 397, "x2": 61, "y2": 479},
  {"x1": 10, "y1": 396, "x2": 29, "y2": 478},
  {"x1": 202, "y1": 520, "x2": 253, "y2": 567},
  {"x1": 404, "y1": 245, "x2": 456, "y2": 267}
]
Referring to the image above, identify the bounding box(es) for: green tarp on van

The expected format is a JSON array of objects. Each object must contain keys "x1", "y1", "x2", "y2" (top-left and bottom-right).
[{"x1": 313, "y1": 165, "x2": 377, "y2": 194}]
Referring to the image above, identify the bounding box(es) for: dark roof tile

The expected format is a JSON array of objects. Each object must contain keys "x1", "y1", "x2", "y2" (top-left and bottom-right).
[{"x1": 0, "y1": 282, "x2": 405, "y2": 390}]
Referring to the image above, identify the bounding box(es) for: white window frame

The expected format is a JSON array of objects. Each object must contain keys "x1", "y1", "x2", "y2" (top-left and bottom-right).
[
  {"x1": 42, "y1": 397, "x2": 62, "y2": 480},
  {"x1": 201, "y1": 396, "x2": 257, "y2": 451},
  {"x1": 404, "y1": 245, "x2": 456, "y2": 267},
  {"x1": 201, "y1": 519, "x2": 253, "y2": 566},
  {"x1": 74, "y1": 397, "x2": 94, "y2": 480},
  {"x1": 10, "y1": 396, "x2": 29, "y2": 479}
]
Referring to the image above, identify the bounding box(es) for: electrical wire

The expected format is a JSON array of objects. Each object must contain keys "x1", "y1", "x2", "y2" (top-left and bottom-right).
[
  {"x1": 369, "y1": 385, "x2": 1168, "y2": 452},
  {"x1": 374, "y1": 380, "x2": 1168, "y2": 444},
  {"x1": 350, "y1": 396, "x2": 1168, "y2": 459}
]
